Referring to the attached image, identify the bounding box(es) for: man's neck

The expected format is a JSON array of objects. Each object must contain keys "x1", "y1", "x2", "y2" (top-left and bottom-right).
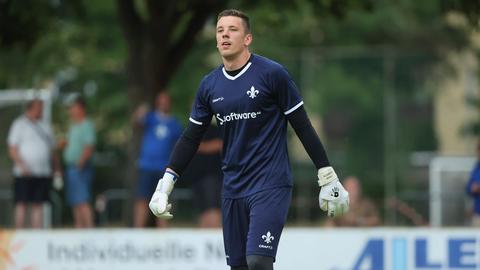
[
  {"x1": 223, "y1": 50, "x2": 251, "y2": 71},
  {"x1": 73, "y1": 115, "x2": 86, "y2": 123},
  {"x1": 25, "y1": 113, "x2": 38, "y2": 122}
]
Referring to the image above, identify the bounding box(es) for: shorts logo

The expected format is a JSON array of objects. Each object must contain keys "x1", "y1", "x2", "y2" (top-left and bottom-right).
[
  {"x1": 259, "y1": 231, "x2": 274, "y2": 250},
  {"x1": 262, "y1": 231, "x2": 274, "y2": 244},
  {"x1": 247, "y1": 86, "x2": 259, "y2": 99}
]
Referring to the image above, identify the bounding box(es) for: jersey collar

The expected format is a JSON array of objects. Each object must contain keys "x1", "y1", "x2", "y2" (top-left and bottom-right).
[{"x1": 222, "y1": 62, "x2": 252, "y2": 80}]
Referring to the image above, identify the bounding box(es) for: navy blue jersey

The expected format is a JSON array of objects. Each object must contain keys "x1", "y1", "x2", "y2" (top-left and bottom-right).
[{"x1": 190, "y1": 54, "x2": 303, "y2": 198}]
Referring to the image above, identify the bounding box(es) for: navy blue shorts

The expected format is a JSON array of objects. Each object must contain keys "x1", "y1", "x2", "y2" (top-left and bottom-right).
[
  {"x1": 136, "y1": 169, "x2": 163, "y2": 199},
  {"x1": 14, "y1": 176, "x2": 51, "y2": 203},
  {"x1": 222, "y1": 187, "x2": 292, "y2": 267}
]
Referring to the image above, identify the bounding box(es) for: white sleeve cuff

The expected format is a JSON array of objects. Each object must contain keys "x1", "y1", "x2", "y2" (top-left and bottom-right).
[
  {"x1": 284, "y1": 101, "x2": 304, "y2": 115},
  {"x1": 189, "y1": 117, "x2": 203, "y2": 125}
]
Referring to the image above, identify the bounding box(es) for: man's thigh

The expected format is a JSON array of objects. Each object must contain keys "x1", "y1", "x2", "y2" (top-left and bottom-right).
[
  {"x1": 222, "y1": 187, "x2": 292, "y2": 267},
  {"x1": 222, "y1": 196, "x2": 250, "y2": 267},
  {"x1": 246, "y1": 187, "x2": 292, "y2": 260}
]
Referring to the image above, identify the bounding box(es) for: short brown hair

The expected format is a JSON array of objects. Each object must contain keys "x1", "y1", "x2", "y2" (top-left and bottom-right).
[
  {"x1": 217, "y1": 9, "x2": 251, "y2": 33},
  {"x1": 70, "y1": 95, "x2": 87, "y2": 110}
]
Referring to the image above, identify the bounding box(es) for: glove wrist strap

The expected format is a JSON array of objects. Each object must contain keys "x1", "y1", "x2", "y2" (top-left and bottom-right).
[
  {"x1": 164, "y1": 170, "x2": 178, "y2": 182},
  {"x1": 156, "y1": 170, "x2": 177, "y2": 195},
  {"x1": 317, "y1": 166, "x2": 338, "y2": 187}
]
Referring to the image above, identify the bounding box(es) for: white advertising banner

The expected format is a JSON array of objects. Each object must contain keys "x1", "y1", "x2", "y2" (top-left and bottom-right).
[{"x1": 1, "y1": 228, "x2": 480, "y2": 270}]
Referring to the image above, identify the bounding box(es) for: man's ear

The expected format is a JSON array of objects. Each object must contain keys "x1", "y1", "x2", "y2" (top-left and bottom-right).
[{"x1": 244, "y1": 33, "x2": 253, "y2": 46}]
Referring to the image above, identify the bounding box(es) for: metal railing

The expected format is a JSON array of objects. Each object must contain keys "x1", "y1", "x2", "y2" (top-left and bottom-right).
[
  {"x1": 0, "y1": 189, "x2": 64, "y2": 228},
  {"x1": 95, "y1": 188, "x2": 193, "y2": 226}
]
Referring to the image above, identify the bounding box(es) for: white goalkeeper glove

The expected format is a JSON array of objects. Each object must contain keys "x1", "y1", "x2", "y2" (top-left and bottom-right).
[
  {"x1": 318, "y1": 166, "x2": 349, "y2": 217},
  {"x1": 149, "y1": 171, "x2": 177, "y2": 219}
]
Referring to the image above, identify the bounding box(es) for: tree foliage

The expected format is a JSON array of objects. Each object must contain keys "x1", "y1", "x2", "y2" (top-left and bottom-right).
[{"x1": 116, "y1": 0, "x2": 226, "y2": 104}]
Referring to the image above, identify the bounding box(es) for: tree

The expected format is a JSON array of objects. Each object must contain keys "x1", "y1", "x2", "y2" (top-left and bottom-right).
[
  {"x1": 441, "y1": 0, "x2": 480, "y2": 27},
  {"x1": 0, "y1": 0, "x2": 83, "y2": 49},
  {"x1": 116, "y1": 0, "x2": 226, "y2": 105}
]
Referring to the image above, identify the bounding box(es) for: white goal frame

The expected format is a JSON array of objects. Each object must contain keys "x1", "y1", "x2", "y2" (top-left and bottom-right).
[{"x1": 429, "y1": 156, "x2": 476, "y2": 227}]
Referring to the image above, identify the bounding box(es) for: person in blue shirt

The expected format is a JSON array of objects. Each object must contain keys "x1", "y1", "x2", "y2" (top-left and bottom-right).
[
  {"x1": 149, "y1": 9, "x2": 349, "y2": 270},
  {"x1": 466, "y1": 144, "x2": 480, "y2": 226},
  {"x1": 133, "y1": 91, "x2": 182, "y2": 228}
]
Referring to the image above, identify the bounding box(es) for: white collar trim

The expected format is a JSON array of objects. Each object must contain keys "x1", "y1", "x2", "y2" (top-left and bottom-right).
[{"x1": 222, "y1": 62, "x2": 252, "y2": 80}]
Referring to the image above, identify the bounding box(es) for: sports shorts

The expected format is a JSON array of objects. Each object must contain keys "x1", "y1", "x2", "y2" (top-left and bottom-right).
[{"x1": 222, "y1": 186, "x2": 292, "y2": 267}]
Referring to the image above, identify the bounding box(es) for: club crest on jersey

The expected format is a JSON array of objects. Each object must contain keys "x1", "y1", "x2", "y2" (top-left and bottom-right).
[{"x1": 247, "y1": 86, "x2": 259, "y2": 99}]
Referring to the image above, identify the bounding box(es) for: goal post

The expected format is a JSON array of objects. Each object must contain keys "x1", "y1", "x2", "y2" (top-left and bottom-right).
[
  {"x1": 429, "y1": 156, "x2": 476, "y2": 227},
  {"x1": 0, "y1": 88, "x2": 54, "y2": 122}
]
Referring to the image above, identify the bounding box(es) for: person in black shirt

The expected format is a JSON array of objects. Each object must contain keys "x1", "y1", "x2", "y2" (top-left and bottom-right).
[{"x1": 182, "y1": 124, "x2": 223, "y2": 228}]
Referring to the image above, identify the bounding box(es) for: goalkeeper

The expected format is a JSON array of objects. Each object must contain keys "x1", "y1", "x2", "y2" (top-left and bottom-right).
[{"x1": 149, "y1": 9, "x2": 349, "y2": 270}]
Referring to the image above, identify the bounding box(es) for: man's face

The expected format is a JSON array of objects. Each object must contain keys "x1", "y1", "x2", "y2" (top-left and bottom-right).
[
  {"x1": 29, "y1": 100, "x2": 43, "y2": 120},
  {"x1": 216, "y1": 16, "x2": 252, "y2": 59},
  {"x1": 68, "y1": 103, "x2": 83, "y2": 120},
  {"x1": 155, "y1": 93, "x2": 171, "y2": 113}
]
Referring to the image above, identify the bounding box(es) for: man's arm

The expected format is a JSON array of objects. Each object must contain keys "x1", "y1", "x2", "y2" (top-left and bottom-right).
[
  {"x1": 149, "y1": 122, "x2": 209, "y2": 219},
  {"x1": 8, "y1": 145, "x2": 30, "y2": 175},
  {"x1": 52, "y1": 149, "x2": 62, "y2": 173},
  {"x1": 466, "y1": 174, "x2": 480, "y2": 196},
  {"x1": 150, "y1": 77, "x2": 212, "y2": 218},
  {"x1": 7, "y1": 120, "x2": 29, "y2": 175},
  {"x1": 286, "y1": 106, "x2": 329, "y2": 169},
  {"x1": 77, "y1": 145, "x2": 94, "y2": 169},
  {"x1": 287, "y1": 106, "x2": 349, "y2": 217},
  {"x1": 132, "y1": 104, "x2": 149, "y2": 127},
  {"x1": 166, "y1": 122, "x2": 210, "y2": 175},
  {"x1": 271, "y1": 64, "x2": 348, "y2": 217}
]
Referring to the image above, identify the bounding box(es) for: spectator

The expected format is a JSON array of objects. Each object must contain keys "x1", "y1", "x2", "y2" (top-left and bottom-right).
[
  {"x1": 59, "y1": 95, "x2": 96, "y2": 228},
  {"x1": 325, "y1": 176, "x2": 380, "y2": 227},
  {"x1": 182, "y1": 124, "x2": 223, "y2": 228},
  {"x1": 133, "y1": 92, "x2": 182, "y2": 228},
  {"x1": 466, "y1": 142, "x2": 480, "y2": 226},
  {"x1": 7, "y1": 98, "x2": 59, "y2": 228}
]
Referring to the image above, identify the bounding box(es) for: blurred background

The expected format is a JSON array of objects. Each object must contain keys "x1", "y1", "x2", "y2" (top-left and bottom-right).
[
  {"x1": 0, "y1": 0, "x2": 479, "y2": 230},
  {"x1": 3, "y1": 1, "x2": 480, "y2": 269}
]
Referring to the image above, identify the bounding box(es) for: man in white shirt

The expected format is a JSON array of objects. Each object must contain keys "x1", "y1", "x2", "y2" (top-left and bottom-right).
[{"x1": 7, "y1": 99, "x2": 58, "y2": 228}]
